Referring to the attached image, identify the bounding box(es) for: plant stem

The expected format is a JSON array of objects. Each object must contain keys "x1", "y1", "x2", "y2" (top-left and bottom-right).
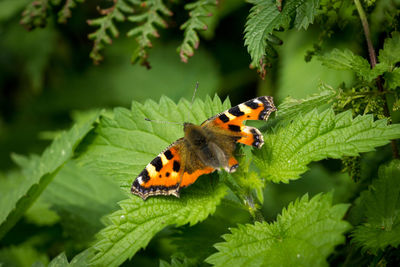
[
  {"x1": 354, "y1": 0, "x2": 399, "y2": 158},
  {"x1": 224, "y1": 176, "x2": 265, "y2": 222}
]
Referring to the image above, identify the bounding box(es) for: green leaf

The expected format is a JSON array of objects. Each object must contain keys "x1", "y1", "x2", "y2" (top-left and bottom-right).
[
  {"x1": 378, "y1": 31, "x2": 400, "y2": 70},
  {"x1": 0, "y1": 113, "x2": 99, "y2": 240},
  {"x1": 88, "y1": 0, "x2": 137, "y2": 64},
  {"x1": 39, "y1": 160, "x2": 125, "y2": 243},
  {"x1": 206, "y1": 193, "x2": 351, "y2": 267},
  {"x1": 78, "y1": 95, "x2": 230, "y2": 187},
  {"x1": 294, "y1": 0, "x2": 320, "y2": 29},
  {"x1": 127, "y1": 0, "x2": 172, "y2": 66},
  {"x1": 254, "y1": 109, "x2": 400, "y2": 183},
  {"x1": 159, "y1": 253, "x2": 197, "y2": 267},
  {"x1": 57, "y1": 0, "x2": 84, "y2": 23},
  {"x1": 384, "y1": 67, "x2": 400, "y2": 90},
  {"x1": 24, "y1": 197, "x2": 60, "y2": 226},
  {"x1": 171, "y1": 199, "x2": 251, "y2": 261},
  {"x1": 20, "y1": 0, "x2": 49, "y2": 30},
  {"x1": 352, "y1": 160, "x2": 400, "y2": 254},
  {"x1": 89, "y1": 178, "x2": 227, "y2": 267},
  {"x1": 0, "y1": 242, "x2": 49, "y2": 267},
  {"x1": 318, "y1": 48, "x2": 382, "y2": 81},
  {"x1": 48, "y1": 253, "x2": 68, "y2": 267},
  {"x1": 244, "y1": 0, "x2": 319, "y2": 75},
  {"x1": 177, "y1": 0, "x2": 217, "y2": 63},
  {"x1": 276, "y1": 85, "x2": 337, "y2": 119},
  {"x1": 45, "y1": 250, "x2": 92, "y2": 267}
]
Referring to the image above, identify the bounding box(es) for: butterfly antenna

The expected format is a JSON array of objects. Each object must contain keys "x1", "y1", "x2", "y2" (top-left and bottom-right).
[
  {"x1": 144, "y1": 118, "x2": 182, "y2": 125},
  {"x1": 187, "y1": 82, "x2": 199, "y2": 122}
]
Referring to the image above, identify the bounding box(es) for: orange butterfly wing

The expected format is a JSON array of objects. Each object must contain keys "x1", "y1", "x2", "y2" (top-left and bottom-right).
[{"x1": 202, "y1": 96, "x2": 276, "y2": 148}]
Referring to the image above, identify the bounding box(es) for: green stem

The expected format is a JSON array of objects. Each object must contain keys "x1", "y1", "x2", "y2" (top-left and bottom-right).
[
  {"x1": 224, "y1": 176, "x2": 265, "y2": 222},
  {"x1": 354, "y1": 0, "x2": 399, "y2": 158}
]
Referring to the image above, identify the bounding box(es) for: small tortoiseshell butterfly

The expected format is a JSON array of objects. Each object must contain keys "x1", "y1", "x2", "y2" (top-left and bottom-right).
[{"x1": 131, "y1": 96, "x2": 276, "y2": 200}]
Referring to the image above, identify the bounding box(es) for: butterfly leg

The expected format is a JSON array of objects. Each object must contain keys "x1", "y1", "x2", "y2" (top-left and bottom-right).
[{"x1": 237, "y1": 126, "x2": 264, "y2": 148}]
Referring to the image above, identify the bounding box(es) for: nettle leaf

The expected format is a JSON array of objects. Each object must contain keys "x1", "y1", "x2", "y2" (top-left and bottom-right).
[
  {"x1": 384, "y1": 67, "x2": 400, "y2": 90},
  {"x1": 0, "y1": 113, "x2": 99, "y2": 239},
  {"x1": 48, "y1": 252, "x2": 69, "y2": 267},
  {"x1": 206, "y1": 193, "x2": 351, "y2": 267},
  {"x1": 78, "y1": 95, "x2": 230, "y2": 187},
  {"x1": 244, "y1": 0, "x2": 319, "y2": 76},
  {"x1": 378, "y1": 31, "x2": 400, "y2": 70},
  {"x1": 89, "y1": 179, "x2": 227, "y2": 266},
  {"x1": 319, "y1": 32, "x2": 400, "y2": 86},
  {"x1": 352, "y1": 160, "x2": 400, "y2": 254},
  {"x1": 45, "y1": 250, "x2": 92, "y2": 267},
  {"x1": 254, "y1": 109, "x2": 400, "y2": 183},
  {"x1": 294, "y1": 0, "x2": 320, "y2": 29},
  {"x1": 318, "y1": 48, "x2": 381, "y2": 81},
  {"x1": 159, "y1": 253, "x2": 197, "y2": 267},
  {"x1": 277, "y1": 86, "x2": 337, "y2": 119}
]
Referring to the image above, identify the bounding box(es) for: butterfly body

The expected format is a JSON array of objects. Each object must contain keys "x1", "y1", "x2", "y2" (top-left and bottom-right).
[{"x1": 132, "y1": 96, "x2": 276, "y2": 200}]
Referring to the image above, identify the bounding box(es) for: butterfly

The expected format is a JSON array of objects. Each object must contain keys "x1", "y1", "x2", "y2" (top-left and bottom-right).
[{"x1": 131, "y1": 96, "x2": 276, "y2": 200}]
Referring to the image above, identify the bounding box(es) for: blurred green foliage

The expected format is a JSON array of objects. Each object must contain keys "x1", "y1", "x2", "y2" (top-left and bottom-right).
[{"x1": 0, "y1": 0, "x2": 400, "y2": 266}]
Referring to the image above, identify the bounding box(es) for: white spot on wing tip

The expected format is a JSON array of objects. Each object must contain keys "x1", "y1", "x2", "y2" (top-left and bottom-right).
[{"x1": 137, "y1": 176, "x2": 143, "y2": 184}]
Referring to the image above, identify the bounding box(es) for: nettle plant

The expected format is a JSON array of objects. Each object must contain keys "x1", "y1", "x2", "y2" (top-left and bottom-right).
[{"x1": 1, "y1": 0, "x2": 399, "y2": 266}]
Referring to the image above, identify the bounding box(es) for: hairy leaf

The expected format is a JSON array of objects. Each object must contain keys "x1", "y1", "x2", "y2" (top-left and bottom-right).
[
  {"x1": 294, "y1": 0, "x2": 320, "y2": 29},
  {"x1": 277, "y1": 86, "x2": 337, "y2": 119},
  {"x1": 254, "y1": 109, "x2": 400, "y2": 183},
  {"x1": 206, "y1": 193, "x2": 351, "y2": 267},
  {"x1": 244, "y1": 0, "x2": 319, "y2": 76},
  {"x1": 78, "y1": 95, "x2": 230, "y2": 188},
  {"x1": 89, "y1": 179, "x2": 227, "y2": 266},
  {"x1": 318, "y1": 48, "x2": 380, "y2": 81},
  {"x1": 0, "y1": 113, "x2": 99, "y2": 239},
  {"x1": 352, "y1": 160, "x2": 400, "y2": 254}
]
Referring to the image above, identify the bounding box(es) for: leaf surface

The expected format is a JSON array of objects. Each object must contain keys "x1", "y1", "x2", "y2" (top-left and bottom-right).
[
  {"x1": 254, "y1": 109, "x2": 400, "y2": 183},
  {"x1": 206, "y1": 193, "x2": 351, "y2": 267}
]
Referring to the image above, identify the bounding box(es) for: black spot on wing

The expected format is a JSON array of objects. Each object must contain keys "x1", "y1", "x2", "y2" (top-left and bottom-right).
[
  {"x1": 257, "y1": 96, "x2": 276, "y2": 120},
  {"x1": 151, "y1": 156, "x2": 163, "y2": 172},
  {"x1": 164, "y1": 150, "x2": 173, "y2": 160},
  {"x1": 245, "y1": 100, "x2": 259, "y2": 109},
  {"x1": 138, "y1": 168, "x2": 150, "y2": 183},
  {"x1": 250, "y1": 128, "x2": 263, "y2": 148},
  {"x1": 228, "y1": 124, "x2": 241, "y2": 132},
  {"x1": 132, "y1": 179, "x2": 140, "y2": 189},
  {"x1": 218, "y1": 113, "x2": 230, "y2": 123},
  {"x1": 173, "y1": 160, "x2": 180, "y2": 172},
  {"x1": 166, "y1": 172, "x2": 170, "y2": 177},
  {"x1": 228, "y1": 106, "x2": 245, "y2": 117}
]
